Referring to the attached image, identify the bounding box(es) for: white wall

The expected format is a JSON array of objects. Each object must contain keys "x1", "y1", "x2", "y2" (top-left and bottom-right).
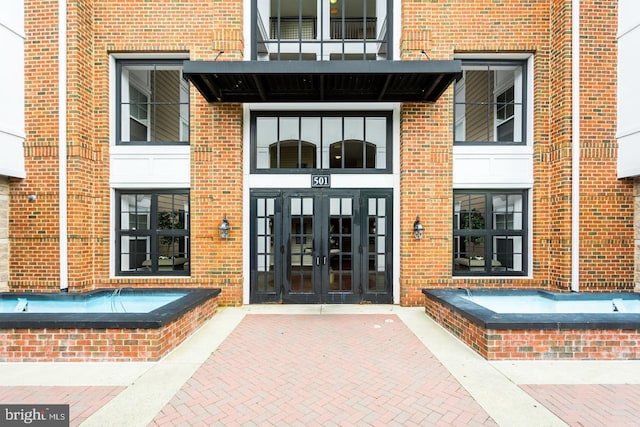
[
  {"x1": 110, "y1": 145, "x2": 190, "y2": 188},
  {"x1": 617, "y1": 0, "x2": 640, "y2": 178},
  {"x1": 0, "y1": 0, "x2": 26, "y2": 178}
]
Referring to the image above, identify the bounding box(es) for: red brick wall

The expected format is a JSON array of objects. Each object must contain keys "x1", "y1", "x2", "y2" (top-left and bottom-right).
[
  {"x1": 90, "y1": 0, "x2": 245, "y2": 305},
  {"x1": 487, "y1": 329, "x2": 640, "y2": 360},
  {"x1": 545, "y1": 0, "x2": 573, "y2": 291},
  {"x1": 0, "y1": 295, "x2": 218, "y2": 362},
  {"x1": 636, "y1": 179, "x2": 640, "y2": 291},
  {"x1": 12, "y1": 0, "x2": 245, "y2": 304},
  {"x1": 67, "y1": 0, "x2": 97, "y2": 292},
  {"x1": 425, "y1": 296, "x2": 640, "y2": 360},
  {"x1": 398, "y1": 0, "x2": 634, "y2": 305},
  {"x1": 576, "y1": 0, "x2": 634, "y2": 291},
  {"x1": 11, "y1": 0, "x2": 633, "y2": 304},
  {"x1": 10, "y1": 0, "x2": 63, "y2": 292}
]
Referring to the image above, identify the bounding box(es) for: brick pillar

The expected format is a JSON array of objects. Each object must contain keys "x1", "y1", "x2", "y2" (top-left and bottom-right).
[
  {"x1": 0, "y1": 177, "x2": 8, "y2": 291},
  {"x1": 10, "y1": 0, "x2": 63, "y2": 292},
  {"x1": 399, "y1": 100, "x2": 453, "y2": 306},
  {"x1": 635, "y1": 177, "x2": 640, "y2": 292},
  {"x1": 66, "y1": 0, "x2": 96, "y2": 292}
]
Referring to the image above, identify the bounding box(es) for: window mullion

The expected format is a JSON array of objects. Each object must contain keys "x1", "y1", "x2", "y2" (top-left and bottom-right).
[
  {"x1": 277, "y1": 117, "x2": 281, "y2": 168},
  {"x1": 298, "y1": 117, "x2": 302, "y2": 169},
  {"x1": 150, "y1": 192, "x2": 158, "y2": 272}
]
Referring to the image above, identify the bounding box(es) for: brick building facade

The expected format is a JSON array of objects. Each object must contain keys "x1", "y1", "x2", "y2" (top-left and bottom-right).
[
  {"x1": 7, "y1": 0, "x2": 636, "y2": 306},
  {"x1": 1, "y1": 1, "x2": 26, "y2": 292}
]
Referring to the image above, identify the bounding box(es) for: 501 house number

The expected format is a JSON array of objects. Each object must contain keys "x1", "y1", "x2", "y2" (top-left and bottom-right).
[{"x1": 311, "y1": 174, "x2": 330, "y2": 188}]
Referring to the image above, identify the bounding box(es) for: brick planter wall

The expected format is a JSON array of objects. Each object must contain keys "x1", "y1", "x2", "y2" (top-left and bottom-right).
[
  {"x1": 0, "y1": 295, "x2": 218, "y2": 362},
  {"x1": 426, "y1": 296, "x2": 640, "y2": 360}
]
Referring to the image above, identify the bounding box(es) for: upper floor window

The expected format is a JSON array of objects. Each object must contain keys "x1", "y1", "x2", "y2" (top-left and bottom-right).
[
  {"x1": 251, "y1": 111, "x2": 391, "y2": 172},
  {"x1": 117, "y1": 60, "x2": 189, "y2": 145},
  {"x1": 454, "y1": 60, "x2": 526, "y2": 145},
  {"x1": 116, "y1": 190, "x2": 190, "y2": 276},
  {"x1": 453, "y1": 190, "x2": 528, "y2": 276},
  {"x1": 253, "y1": 0, "x2": 391, "y2": 61}
]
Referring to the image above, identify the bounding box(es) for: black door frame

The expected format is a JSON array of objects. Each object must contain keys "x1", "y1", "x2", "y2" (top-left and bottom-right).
[{"x1": 249, "y1": 189, "x2": 393, "y2": 304}]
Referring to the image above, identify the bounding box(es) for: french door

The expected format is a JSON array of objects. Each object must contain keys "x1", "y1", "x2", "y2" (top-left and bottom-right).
[{"x1": 250, "y1": 189, "x2": 392, "y2": 304}]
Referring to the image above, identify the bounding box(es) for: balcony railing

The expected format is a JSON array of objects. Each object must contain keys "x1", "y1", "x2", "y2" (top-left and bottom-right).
[
  {"x1": 330, "y1": 18, "x2": 377, "y2": 40},
  {"x1": 270, "y1": 17, "x2": 317, "y2": 40},
  {"x1": 269, "y1": 17, "x2": 377, "y2": 40}
]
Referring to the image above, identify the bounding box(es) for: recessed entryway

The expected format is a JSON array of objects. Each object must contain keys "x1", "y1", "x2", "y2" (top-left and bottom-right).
[{"x1": 250, "y1": 189, "x2": 392, "y2": 303}]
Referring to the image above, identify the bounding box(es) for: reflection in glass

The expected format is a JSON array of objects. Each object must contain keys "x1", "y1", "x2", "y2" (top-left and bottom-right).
[
  {"x1": 255, "y1": 113, "x2": 388, "y2": 170},
  {"x1": 256, "y1": 197, "x2": 276, "y2": 293},
  {"x1": 454, "y1": 62, "x2": 524, "y2": 144},
  {"x1": 120, "y1": 64, "x2": 188, "y2": 144}
]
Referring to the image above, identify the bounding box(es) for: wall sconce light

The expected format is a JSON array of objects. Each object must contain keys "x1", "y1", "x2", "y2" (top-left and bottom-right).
[
  {"x1": 27, "y1": 194, "x2": 37, "y2": 202},
  {"x1": 219, "y1": 214, "x2": 230, "y2": 239},
  {"x1": 413, "y1": 215, "x2": 424, "y2": 240}
]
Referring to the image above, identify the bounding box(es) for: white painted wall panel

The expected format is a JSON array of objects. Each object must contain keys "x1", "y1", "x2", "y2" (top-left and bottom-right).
[
  {"x1": 617, "y1": 135, "x2": 640, "y2": 178},
  {"x1": 110, "y1": 146, "x2": 190, "y2": 188},
  {"x1": 453, "y1": 144, "x2": 533, "y2": 188},
  {"x1": 0, "y1": 0, "x2": 26, "y2": 178},
  {"x1": 617, "y1": 0, "x2": 640, "y2": 178},
  {"x1": 618, "y1": 0, "x2": 640, "y2": 36},
  {"x1": 0, "y1": 135, "x2": 26, "y2": 178},
  {"x1": 453, "y1": 154, "x2": 533, "y2": 188},
  {"x1": 617, "y1": 26, "x2": 640, "y2": 139}
]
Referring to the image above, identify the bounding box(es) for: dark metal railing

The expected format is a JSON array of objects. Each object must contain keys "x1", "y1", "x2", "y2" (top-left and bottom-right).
[
  {"x1": 269, "y1": 17, "x2": 377, "y2": 40},
  {"x1": 270, "y1": 17, "x2": 317, "y2": 40},
  {"x1": 330, "y1": 18, "x2": 377, "y2": 40}
]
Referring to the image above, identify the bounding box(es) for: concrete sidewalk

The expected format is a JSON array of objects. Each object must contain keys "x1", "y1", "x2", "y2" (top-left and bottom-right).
[{"x1": 1, "y1": 305, "x2": 639, "y2": 426}]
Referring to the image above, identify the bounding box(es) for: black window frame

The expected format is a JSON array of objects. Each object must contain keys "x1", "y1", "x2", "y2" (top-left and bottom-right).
[
  {"x1": 251, "y1": 0, "x2": 393, "y2": 61},
  {"x1": 250, "y1": 111, "x2": 393, "y2": 174},
  {"x1": 453, "y1": 59, "x2": 527, "y2": 146},
  {"x1": 453, "y1": 190, "x2": 528, "y2": 276},
  {"x1": 115, "y1": 59, "x2": 190, "y2": 146},
  {"x1": 115, "y1": 189, "x2": 190, "y2": 276}
]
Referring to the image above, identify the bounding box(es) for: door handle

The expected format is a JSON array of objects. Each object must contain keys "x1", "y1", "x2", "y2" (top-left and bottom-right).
[
  {"x1": 322, "y1": 256, "x2": 327, "y2": 265},
  {"x1": 316, "y1": 256, "x2": 320, "y2": 266}
]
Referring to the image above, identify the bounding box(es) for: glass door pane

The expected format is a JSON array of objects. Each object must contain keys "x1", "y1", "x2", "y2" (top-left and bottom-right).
[
  {"x1": 328, "y1": 197, "x2": 354, "y2": 293},
  {"x1": 289, "y1": 197, "x2": 315, "y2": 293},
  {"x1": 367, "y1": 197, "x2": 387, "y2": 292},
  {"x1": 255, "y1": 197, "x2": 276, "y2": 293}
]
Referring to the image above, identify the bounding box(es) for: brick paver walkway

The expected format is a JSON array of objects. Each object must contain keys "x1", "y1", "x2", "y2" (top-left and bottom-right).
[
  {"x1": 3, "y1": 310, "x2": 640, "y2": 426},
  {"x1": 521, "y1": 384, "x2": 640, "y2": 427},
  {"x1": 151, "y1": 314, "x2": 497, "y2": 426},
  {"x1": 0, "y1": 386, "x2": 124, "y2": 426}
]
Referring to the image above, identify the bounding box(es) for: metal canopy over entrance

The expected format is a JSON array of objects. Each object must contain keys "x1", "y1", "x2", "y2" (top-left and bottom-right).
[{"x1": 183, "y1": 60, "x2": 462, "y2": 103}]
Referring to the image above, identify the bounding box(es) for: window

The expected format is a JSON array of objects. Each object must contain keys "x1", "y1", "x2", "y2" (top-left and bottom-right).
[
  {"x1": 454, "y1": 60, "x2": 525, "y2": 145},
  {"x1": 117, "y1": 60, "x2": 189, "y2": 144},
  {"x1": 252, "y1": 112, "x2": 391, "y2": 172},
  {"x1": 253, "y1": 0, "x2": 391, "y2": 61},
  {"x1": 116, "y1": 190, "x2": 190, "y2": 275},
  {"x1": 453, "y1": 190, "x2": 527, "y2": 275}
]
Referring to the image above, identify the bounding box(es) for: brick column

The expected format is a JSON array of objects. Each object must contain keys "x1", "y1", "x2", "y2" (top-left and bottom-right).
[
  {"x1": 635, "y1": 178, "x2": 640, "y2": 292},
  {"x1": 0, "y1": 177, "x2": 8, "y2": 291}
]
